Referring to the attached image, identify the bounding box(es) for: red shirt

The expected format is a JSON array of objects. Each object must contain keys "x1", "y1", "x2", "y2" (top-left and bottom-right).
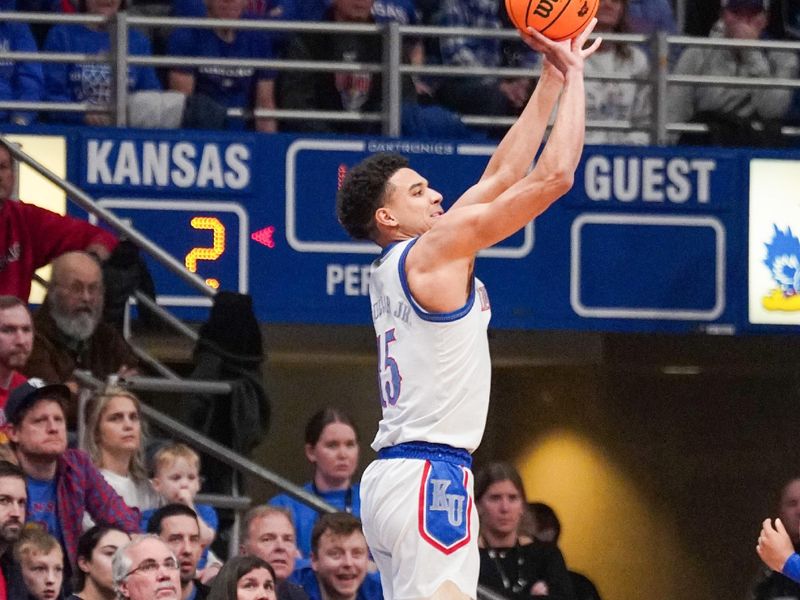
[{"x1": 0, "y1": 199, "x2": 118, "y2": 301}]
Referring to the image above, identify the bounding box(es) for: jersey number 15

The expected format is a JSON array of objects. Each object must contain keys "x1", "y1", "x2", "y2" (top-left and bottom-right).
[{"x1": 377, "y1": 328, "x2": 402, "y2": 407}]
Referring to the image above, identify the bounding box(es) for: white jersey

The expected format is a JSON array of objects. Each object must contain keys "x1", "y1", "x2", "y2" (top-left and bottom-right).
[{"x1": 369, "y1": 238, "x2": 492, "y2": 453}]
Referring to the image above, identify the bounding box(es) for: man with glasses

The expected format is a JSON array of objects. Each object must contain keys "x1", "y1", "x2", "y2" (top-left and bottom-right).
[
  {"x1": 113, "y1": 535, "x2": 181, "y2": 600},
  {"x1": 24, "y1": 251, "x2": 139, "y2": 428}
]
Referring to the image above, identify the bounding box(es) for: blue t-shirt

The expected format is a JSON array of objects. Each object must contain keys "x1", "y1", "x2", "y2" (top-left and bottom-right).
[
  {"x1": 167, "y1": 26, "x2": 275, "y2": 130},
  {"x1": 42, "y1": 23, "x2": 160, "y2": 124},
  {"x1": 140, "y1": 503, "x2": 218, "y2": 569},
  {"x1": 269, "y1": 483, "x2": 361, "y2": 559},
  {"x1": 26, "y1": 476, "x2": 64, "y2": 547},
  {"x1": 372, "y1": 0, "x2": 418, "y2": 24},
  {"x1": 290, "y1": 564, "x2": 382, "y2": 600}
]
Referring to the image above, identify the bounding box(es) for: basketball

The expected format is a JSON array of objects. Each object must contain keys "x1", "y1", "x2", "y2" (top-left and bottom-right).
[{"x1": 505, "y1": 0, "x2": 600, "y2": 41}]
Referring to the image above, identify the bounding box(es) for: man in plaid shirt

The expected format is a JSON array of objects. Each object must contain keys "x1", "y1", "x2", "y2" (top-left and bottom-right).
[{"x1": 4, "y1": 379, "x2": 140, "y2": 568}]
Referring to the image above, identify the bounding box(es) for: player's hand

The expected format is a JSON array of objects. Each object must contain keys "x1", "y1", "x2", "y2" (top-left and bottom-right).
[
  {"x1": 757, "y1": 518, "x2": 796, "y2": 572},
  {"x1": 521, "y1": 18, "x2": 602, "y2": 76}
]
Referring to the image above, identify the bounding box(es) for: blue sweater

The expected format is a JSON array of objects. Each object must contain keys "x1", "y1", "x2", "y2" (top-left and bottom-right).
[
  {"x1": 43, "y1": 23, "x2": 160, "y2": 124},
  {"x1": 0, "y1": 19, "x2": 44, "y2": 124}
]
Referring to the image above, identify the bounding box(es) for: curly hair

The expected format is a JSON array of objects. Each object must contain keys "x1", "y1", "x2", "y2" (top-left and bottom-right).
[{"x1": 336, "y1": 153, "x2": 409, "y2": 241}]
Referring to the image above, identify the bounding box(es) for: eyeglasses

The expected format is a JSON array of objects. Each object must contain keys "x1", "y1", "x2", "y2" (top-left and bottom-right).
[{"x1": 126, "y1": 557, "x2": 179, "y2": 578}]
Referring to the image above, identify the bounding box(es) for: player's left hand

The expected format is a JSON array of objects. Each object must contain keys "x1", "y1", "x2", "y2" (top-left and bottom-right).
[{"x1": 757, "y1": 517, "x2": 796, "y2": 572}]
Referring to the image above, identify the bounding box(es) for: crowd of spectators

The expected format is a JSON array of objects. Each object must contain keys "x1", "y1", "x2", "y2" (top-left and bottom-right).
[{"x1": 0, "y1": 0, "x2": 799, "y2": 143}]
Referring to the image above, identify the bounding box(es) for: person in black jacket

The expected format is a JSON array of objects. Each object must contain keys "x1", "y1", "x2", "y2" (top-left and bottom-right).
[{"x1": 475, "y1": 463, "x2": 576, "y2": 600}]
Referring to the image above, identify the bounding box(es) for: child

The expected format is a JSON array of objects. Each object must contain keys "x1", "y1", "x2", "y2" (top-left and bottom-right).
[
  {"x1": 141, "y1": 442, "x2": 220, "y2": 578},
  {"x1": 14, "y1": 526, "x2": 64, "y2": 600}
]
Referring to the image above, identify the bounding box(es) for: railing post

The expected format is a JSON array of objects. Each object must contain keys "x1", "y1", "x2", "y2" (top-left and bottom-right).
[
  {"x1": 382, "y1": 21, "x2": 402, "y2": 137},
  {"x1": 109, "y1": 11, "x2": 128, "y2": 127},
  {"x1": 653, "y1": 31, "x2": 669, "y2": 146}
]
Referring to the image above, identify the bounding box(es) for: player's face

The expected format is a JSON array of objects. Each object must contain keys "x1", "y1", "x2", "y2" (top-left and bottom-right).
[
  {"x1": 381, "y1": 168, "x2": 444, "y2": 238},
  {"x1": 0, "y1": 305, "x2": 33, "y2": 371},
  {"x1": 311, "y1": 530, "x2": 368, "y2": 600},
  {"x1": 236, "y1": 567, "x2": 277, "y2": 600},
  {"x1": 305, "y1": 422, "x2": 359, "y2": 489},
  {"x1": 478, "y1": 479, "x2": 525, "y2": 537},
  {"x1": 8, "y1": 399, "x2": 68, "y2": 459},
  {"x1": 78, "y1": 529, "x2": 131, "y2": 595},
  {"x1": 21, "y1": 550, "x2": 64, "y2": 600},
  {"x1": 780, "y1": 479, "x2": 800, "y2": 546},
  {"x1": 0, "y1": 476, "x2": 26, "y2": 544},
  {"x1": 98, "y1": 395, "x2": 142, "y2": 455},
  {"x1": 0, "y1": 146, "x2": 14, "y2": 200},
  {"x1": 242, "y1": 513, "x2": 298, "y2": 581}
]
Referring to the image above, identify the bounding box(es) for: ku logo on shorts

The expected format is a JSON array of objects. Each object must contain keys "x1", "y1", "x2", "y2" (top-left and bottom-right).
[{"x1": 418, "y1": 460, "x2": 472, "y2": 554}]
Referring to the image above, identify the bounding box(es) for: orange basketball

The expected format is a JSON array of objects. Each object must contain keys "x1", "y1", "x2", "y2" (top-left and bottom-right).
[{"x1": 505, "y1": 0, "x2": 599, "y2": 41}]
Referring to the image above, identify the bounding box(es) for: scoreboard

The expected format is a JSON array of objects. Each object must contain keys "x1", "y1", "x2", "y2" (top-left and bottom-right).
[{"x1": 7, "y1": 125, "x2": 800, "y2": 334}]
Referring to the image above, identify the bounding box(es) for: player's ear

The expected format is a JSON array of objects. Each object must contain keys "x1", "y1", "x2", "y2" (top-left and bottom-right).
[{"x1": 374, "y1": 207, "x2": 397, "y2": 229}]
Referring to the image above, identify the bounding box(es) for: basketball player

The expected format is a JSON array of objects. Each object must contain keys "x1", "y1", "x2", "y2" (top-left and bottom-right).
[{"x1": 336, "y1": 21, "x2": 601, "y2": 600}]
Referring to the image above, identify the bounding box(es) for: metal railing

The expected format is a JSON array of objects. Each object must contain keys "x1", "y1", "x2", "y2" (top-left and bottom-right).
[{"x1": 0, "y1": 11, "x2": 799, "y2": 141}]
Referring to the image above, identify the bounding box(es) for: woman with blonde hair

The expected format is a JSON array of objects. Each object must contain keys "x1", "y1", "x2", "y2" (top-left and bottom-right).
[{"x1": 82, "y1": 385, "x2": 158, "y2": 513}]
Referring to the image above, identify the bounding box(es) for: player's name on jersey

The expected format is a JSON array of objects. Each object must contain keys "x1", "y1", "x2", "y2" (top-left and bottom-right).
[{"x1": 371, "y1": 294, "x2": 411, "y2": 324}]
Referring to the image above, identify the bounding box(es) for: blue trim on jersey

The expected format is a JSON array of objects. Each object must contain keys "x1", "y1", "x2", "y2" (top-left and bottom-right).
[
  {"x1": 398, "y1": 238, "x2": 476, "y2": 323},
  {"x1": 377, "y1": 442, "x2": 472, "y2": 468}
]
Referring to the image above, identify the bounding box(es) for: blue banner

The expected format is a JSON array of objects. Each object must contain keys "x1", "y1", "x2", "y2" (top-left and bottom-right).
[{"x1": 10, "y1": 125, "x2": 797, "y2": 334}]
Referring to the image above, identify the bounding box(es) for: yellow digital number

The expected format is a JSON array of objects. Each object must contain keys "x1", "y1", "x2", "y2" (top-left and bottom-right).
[{"x1": 185, "y1": 216, "x2": 225, "y2": 289}]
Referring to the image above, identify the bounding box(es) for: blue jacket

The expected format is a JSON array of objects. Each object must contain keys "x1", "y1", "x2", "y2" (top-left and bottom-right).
[{"x1": 0, "y1": 17, "x2": 44, "y2": 124}]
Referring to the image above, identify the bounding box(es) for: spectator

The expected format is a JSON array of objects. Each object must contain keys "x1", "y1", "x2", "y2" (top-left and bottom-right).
[
  {"x1": 167, "y1": 0, "x2": 277, "y2": 132},
  {"x1": 71, "y1": 525, "x2": 132, "y2": 600},
  {"x1": 269, "y1": 408, "x2": 361, "y2": 558},
  {"x1": 82, "y1": 386, "x2": 159, "y2": 519},
  {"x1": 278, "y1": 0, "x2": 384, "y2": 135},
  {"x1": 475, "y1": 462, "x2": 575, "y2": 600},
  {"x1": 142, "y1": 443, "x2": 218, "y2": 577},
  {"x1": 42, "y1": 0, "x2": 160, "y2": 126},
  {"x1": 239, "y1": 506, "x2": 308, "y2": 600},
  {"x1": 111, "y1": 535, "x2": 181, "y2": 600},
  {"x1": 584, "y1": 0, "x2": 652, "y2": 145},
  {"x1": 436, "y1": 0, "x2": 528, "y2": 120},
  {"x1": 528, "y1": 503, "x2": 602, "y2": 600},
  {"x1": 146, "y1": 504, "x2": 209, "y2": 600},
  {"x1": 0, "y1": 143, "x2": 118, "y2": 302},
  {"x1": 0, "y1": 460, "x2": 27, "y2": 598},
  {"x1": 14, "y1": 526, "x2": 64, "y2": 600},
  {"x1": 5, "y1": 378, "x2": 140, "y2": 568},
  {"x1": 24, "y1": 251, "x2": 139, "y2": 429},
  {"x1": 290, "y1": 513, "x2": 380, "y2": 600},
  {"x1": 0, "y1": 0, "x2": 44, "y2": 126},
  {"x1": 669, "y1": 0, "x2": 799, "y2": 147},
  {"x1": 208, "y1": 555, "x2": 276, "y2": 600},
  {"x1": 0, "y1": 296, "x2": 32, "y2": 427},
  {"x1": 751, "y1": 477, "x2": 800, "y2": 600},
  {"x1": 625, "y1": 0, "x2": 677, "y2": 34}
]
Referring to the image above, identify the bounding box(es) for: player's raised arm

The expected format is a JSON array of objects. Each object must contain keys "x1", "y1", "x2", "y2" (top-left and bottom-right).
[
  {"x1": 418, "y1": 21, "x2": 601, "y2": 264},
  {"x1": 450, "y1": 33, "x2": 568, "y2": 212}
]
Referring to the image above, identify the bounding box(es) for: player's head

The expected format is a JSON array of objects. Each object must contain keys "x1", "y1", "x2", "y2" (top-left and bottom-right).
[{"x1": 337, "y1": 153, "x2": 409, "y2": 242}]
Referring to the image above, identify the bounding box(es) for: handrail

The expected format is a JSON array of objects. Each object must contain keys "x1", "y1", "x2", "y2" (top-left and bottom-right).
[
  {"x1": 0, "y1": 138, "x2": 216, "y2": 298},
  {"x1": 1, "y1": 11, "x2": 798, "y2": 139}
]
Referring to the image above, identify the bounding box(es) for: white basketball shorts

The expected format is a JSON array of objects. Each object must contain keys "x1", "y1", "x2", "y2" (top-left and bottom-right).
[{"x1": 360, "y1": 447, "x2": 479, "y2": 600}]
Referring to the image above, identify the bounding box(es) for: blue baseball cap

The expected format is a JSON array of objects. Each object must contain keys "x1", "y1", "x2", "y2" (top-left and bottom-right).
[{"x1": 5, "y1": 379, "x2": 70, "y2": 425}]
